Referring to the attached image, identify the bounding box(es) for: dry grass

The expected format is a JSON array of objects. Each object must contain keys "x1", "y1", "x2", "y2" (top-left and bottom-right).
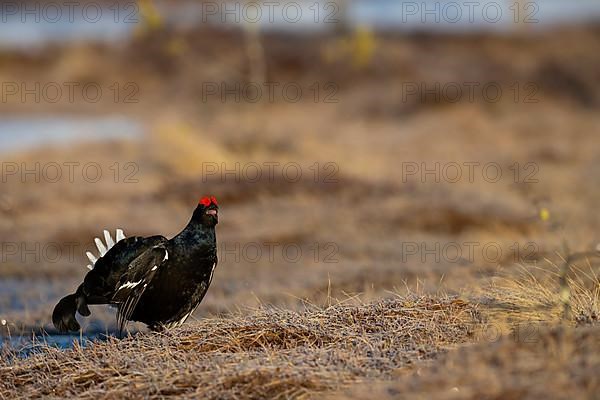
[
  {"x1": 327, "y1": 257, "x2": 600, "y2": 400},
  {"x1": 2, "y1": 260, "x2": 599, "y2": 399},
  {"x1": 0, "y1": 295, "x2": 476, "y2": 399},
  {"x1": 481, "y1": 254, "x2": 600, "y2": 331},
  {"x1": 329, "y1": 325, "x2": 600, "y2": 400}
]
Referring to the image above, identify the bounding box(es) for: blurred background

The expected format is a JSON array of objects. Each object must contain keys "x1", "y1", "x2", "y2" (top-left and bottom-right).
[{"x1": 1, "y1": 0, "x2": 599, "y2": 341}]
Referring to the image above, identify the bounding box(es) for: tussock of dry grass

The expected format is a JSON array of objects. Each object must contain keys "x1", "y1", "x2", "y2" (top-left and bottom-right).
[
  {"x1": 482, "y1": 255, "x2": 600, "y2": 329},
  {"x1": 326, "y1": 259, "x2": 600, "y2": 400},
  {"x1": 330, "y1": 325, "x2": 600, "y2": 400},
  {"x1": 0, "y1": 295, "x2": 476, "y2": 399}
]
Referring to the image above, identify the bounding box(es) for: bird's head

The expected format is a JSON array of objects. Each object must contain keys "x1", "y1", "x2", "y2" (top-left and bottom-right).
[{"x1": 194, "y1": 195, "x2": 219, "y2": 226}]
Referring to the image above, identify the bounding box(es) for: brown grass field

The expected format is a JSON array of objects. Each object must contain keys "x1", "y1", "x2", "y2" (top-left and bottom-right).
[{"x1": 0, "y1": 19, "x2": 599, "y2": 399}]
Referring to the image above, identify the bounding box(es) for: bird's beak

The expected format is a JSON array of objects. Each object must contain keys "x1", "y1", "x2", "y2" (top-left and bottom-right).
[{"x1": 206, "y1": 209, "x2": 217, "y2": 216}]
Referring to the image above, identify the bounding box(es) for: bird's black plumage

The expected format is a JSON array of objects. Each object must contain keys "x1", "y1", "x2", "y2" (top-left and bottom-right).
[{"x1": 52, "y1": 196, "x2": 219, "y2": 333}]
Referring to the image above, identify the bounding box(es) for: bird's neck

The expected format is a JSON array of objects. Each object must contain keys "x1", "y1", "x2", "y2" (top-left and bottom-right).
[{"x1": 172, "y1": 217, "x2": 216, "y2": 253}]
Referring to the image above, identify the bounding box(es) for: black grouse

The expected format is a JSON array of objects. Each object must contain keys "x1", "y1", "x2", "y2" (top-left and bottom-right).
[{"x1": 52, "y1": 196, "x2": 219, "y2": 333}]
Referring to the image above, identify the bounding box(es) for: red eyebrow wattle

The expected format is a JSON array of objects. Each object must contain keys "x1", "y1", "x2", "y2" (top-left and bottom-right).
[{"x1": 199, "y1": 197, "x2": 211, "y2": 206}]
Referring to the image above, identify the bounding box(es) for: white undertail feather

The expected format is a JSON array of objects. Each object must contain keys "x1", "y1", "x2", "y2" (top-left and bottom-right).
[
  {"x1": 84, "y1": 228, "x2": 126, "y2": 270},
  {"x1": 104, "y1": 230, "x2": 115, "y2": 248},
  {"x1": 86, "y1": 251, "x2": 98, "y2": 264},
  {"x1": 94, "y1": 238, "x2": 107, "y2": 256}
]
